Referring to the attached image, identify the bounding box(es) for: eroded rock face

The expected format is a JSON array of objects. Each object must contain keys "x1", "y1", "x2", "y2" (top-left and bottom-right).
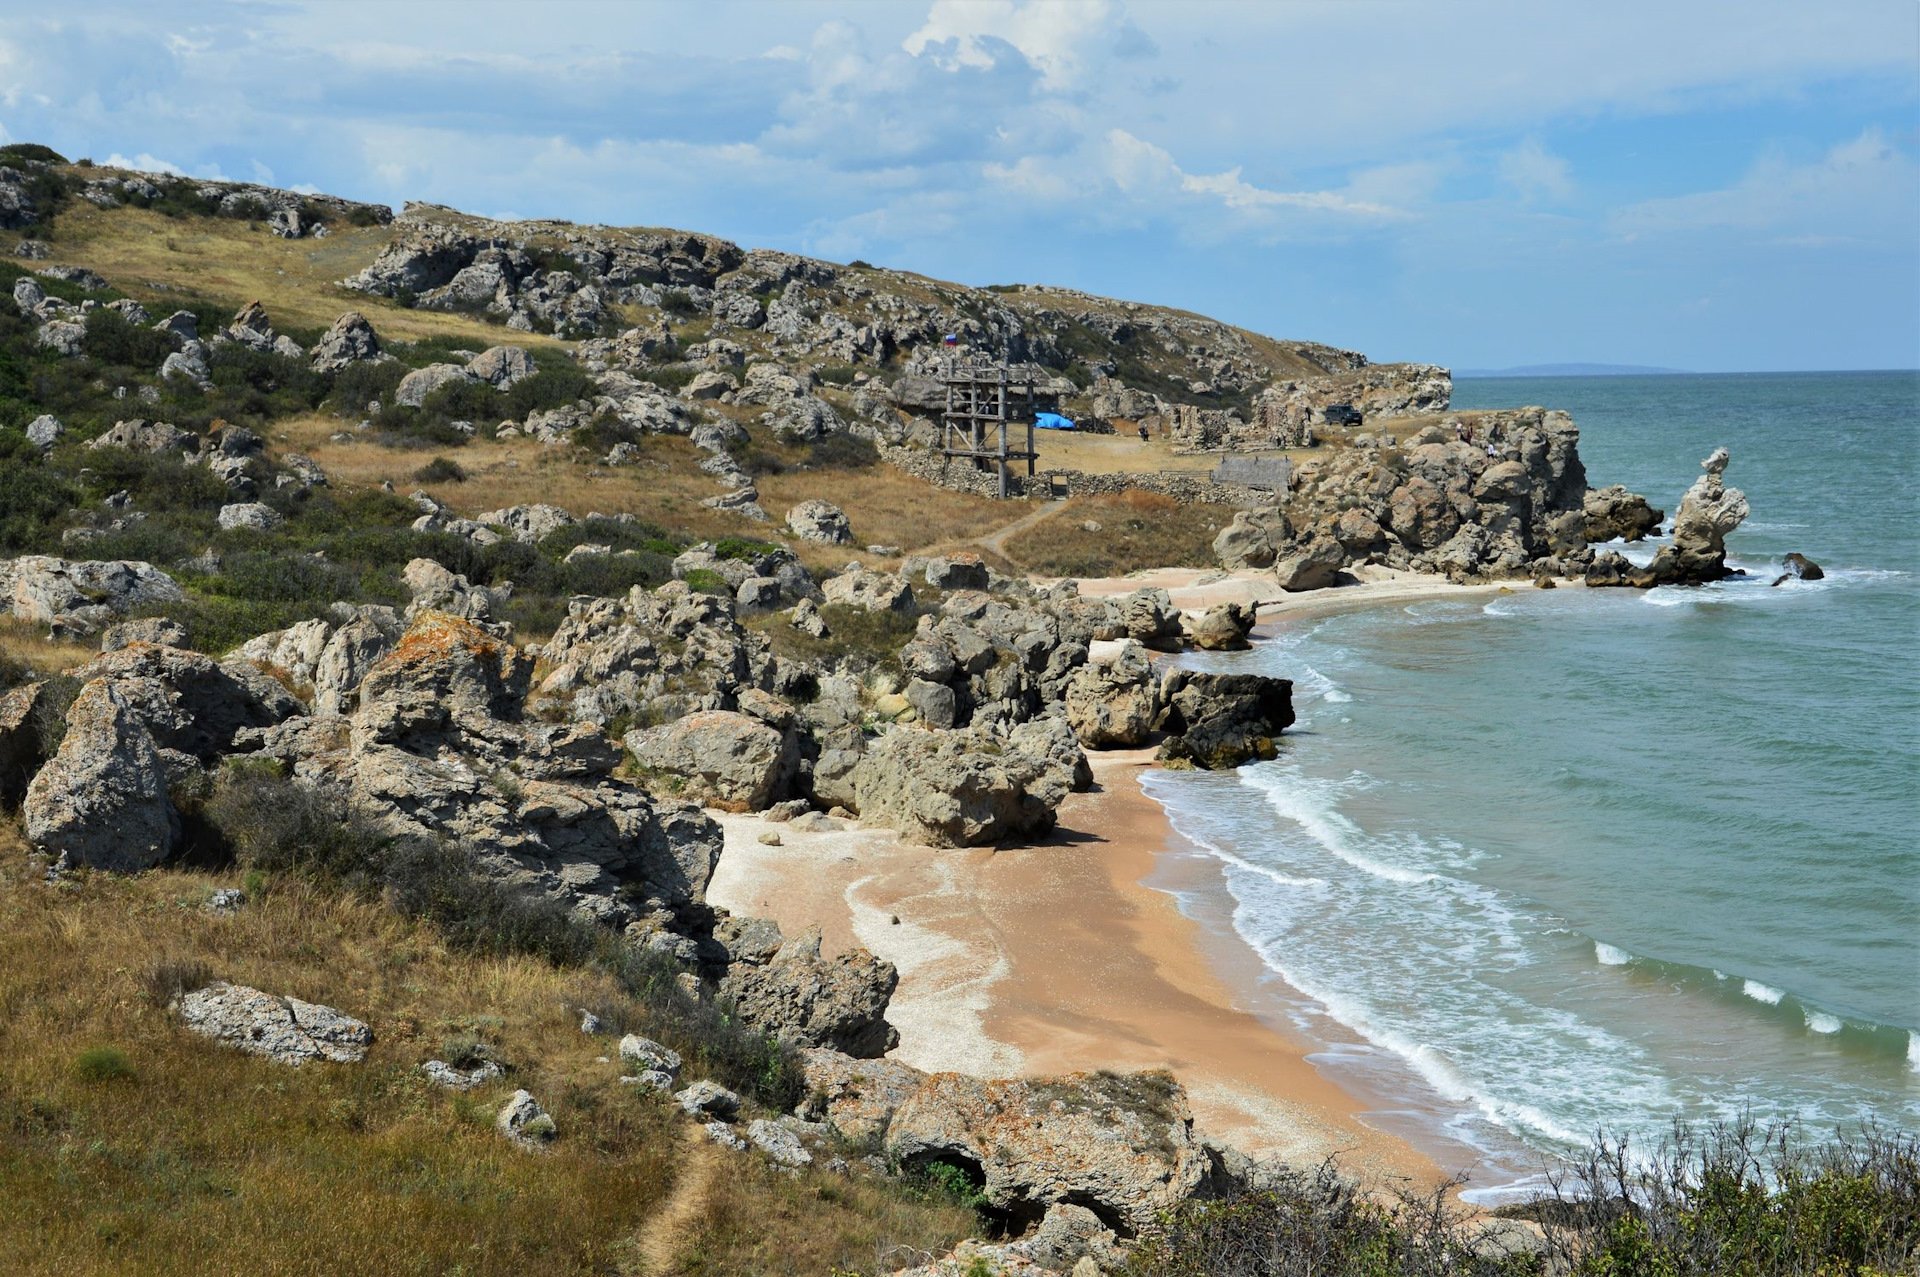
[
  {"x1": 395, "y1": 362, "x2": 480, "y2": 408},
  {"x1": 625, "y1": 710, "x2": 795, "y2": 812},
  {"x1": 1212, "y1": 509, "x2": 1281, "y2": 570},
  {"x1": 797, "y1": 1048, "x2": 928, "y2": 1143},
  {"x1": 174, "y1": 983, "x2": 372, "y2": 1065},
  {"x1": 1157, "y1": 670, "x2": 1294, "y2": 769},
  {"x1": 785, "y1": 499, "x2": 853, "y2": 545},
  {"x1": 846, "y1": 723, "x2": 1072, "y2": 847},
  {"x1": 1064, "y1": 640, "x2": 1157, "y2": 749},
  {"x1": 1646, "y1": 448, "x2": 1748, "y2": 585},
  {"x1": 717, "y1": 923, "x2": 899, "y2": 1057},
  {"x1": 885, "y1": 1070, "x2": 1207, "y2": 1237},
  {"x1": 1273, "y1": 534, "x2": 1346, "y2": 593},
  {"x1": 239, "y1": 612, "x2": 724, "y2": 926},
  {"x1": 0, "y1": 556, "x2": 183, "y2": 630},
  {"x1": 1583, "y1": 485, "x2": 1663, "y2": 543},
  {"x1": 24, "y1": 679, "x2": 181, "y2": 872},
  {"x1": 1186, "y1": 602, "x2": 1255, "y2": 652}
]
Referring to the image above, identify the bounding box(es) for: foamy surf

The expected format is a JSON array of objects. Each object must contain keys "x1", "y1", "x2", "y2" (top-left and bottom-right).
[
  {"x1": 1744, "y1": 979, "x2": 1786, "y2": 1005},
  {"x1": 1595, "y1": 941, "x2": 1632, "y2": 966}
]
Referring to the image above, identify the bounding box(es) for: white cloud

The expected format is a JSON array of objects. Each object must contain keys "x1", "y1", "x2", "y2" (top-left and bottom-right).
[
  {"x1": 903, "y1": 0, "x2": 1151, "y2": 90},
  {"x1": 1614, "y1": 127, "x2": 1918, "y2": 241},
  {"x1": 102, "y1": 150, "x2": 187, "y2": 176},
  {"x1": 1499, "y1": 137, "x2": 1574, "y2": 203}
]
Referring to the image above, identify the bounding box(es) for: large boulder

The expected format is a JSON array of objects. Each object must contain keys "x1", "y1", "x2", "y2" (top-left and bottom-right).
[
  {"x1": 1117, "y1": 588, "x2": 1183, "y2": 650},
  {"x1": 1272, "y1": 534, "x2": 1346, "y2": 592},
  {"x1": 395, "y1": 362, "x2": 481, "y2": 408},
  {"x1": 885, "y1": 1070, "x2": 1208, "y2": 1236},
  {"x1": 467, "y1": 345, "x2": 535, "y2": 388},
  {"x1": 87, "y1": 418, "x2": 198, "y2": 456},
  {"x1": 846, "y1": 722, "x2": 1076, "y2": 847},
  {"x1": 1212, "y1": 509, "x2": 1280, "y2": 570},
  {"x1": 1583, "y1": 485, "x2": 1663, "y2": 543},
  {"x1": 308, "y1": 311, "x2": 386, "y2": 373},
  {"x1": 174, "y1": 982, "x2": 372, "y2": 1066},
  {"x1": 1157, "y1": 670, "x2": 1294, "y2": 769},
  {"x1": 1185, "y1": 602, "x2": 1255, "y2": 652},
  {"x1": 0, "y1": 682, "x2": 46, "y2": 805},
  {"x1": 717, "y1": 924, "x2": 899, "y2": 1057},
  {"x1": 796, "y1": 1048, "x2": 928, "y2": 1143},
  {"x1": 23, "y1": 679, "x2": 180, "y2": 871},
  {"x1": 1063, "y1": 640, "x2": 1157, "y2": 749},
  {"x1": 785, "y1": 499, "x2": 853, "y2": 545},
  {"x1": 625, "y1": 710, "x2": 795, "y2": 812},
  {"x1": 0, "y1": 557, "x2": 183, "y2": 629}
]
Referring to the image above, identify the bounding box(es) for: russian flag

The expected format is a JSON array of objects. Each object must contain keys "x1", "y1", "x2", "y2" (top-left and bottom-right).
[{"x1": 942, "y1": 333, "x2": 959, "y2": 346}]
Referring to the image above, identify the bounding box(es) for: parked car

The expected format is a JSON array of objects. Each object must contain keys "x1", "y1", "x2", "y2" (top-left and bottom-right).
[{"x1": 1322, "y1": 403, "x2": 1364, "y2": 426}]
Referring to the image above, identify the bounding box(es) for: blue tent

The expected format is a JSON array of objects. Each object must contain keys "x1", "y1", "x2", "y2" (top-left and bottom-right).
[{"x1": 1034, "y1": 412, "x2": 1076, "y2": 431}]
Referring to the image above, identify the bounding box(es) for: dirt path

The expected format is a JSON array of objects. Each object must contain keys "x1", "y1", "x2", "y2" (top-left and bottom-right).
[
  {"x1": 966, "y1": 498, "x2": 1067, "y2": 569},
  {"x1": 637, "y1": 1131, "x2": 722, "y2": 1276}
]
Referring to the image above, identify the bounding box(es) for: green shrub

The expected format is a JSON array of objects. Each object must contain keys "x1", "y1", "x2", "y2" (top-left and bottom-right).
[
  {"x1": 412, "y1": 456, "x2": 468, "y2": 484},
  {"x1": 382, "y1": 839, "x2": 597, "y2": 966},
  {"x1": 713, "y1": 537, "x2": 778, "y2": 563},
  {"x1": 0, "y1": 433, "x2": 79, "y2": 552},
  {"x1": 73, "y1": 1046, "x2": 135, "y2": 1085},
  {"x1": 808, "y1": 432, "x2": 879, "y2": 469},
  {"x1": 202, "y1": 763, "x2": 397, "y2": 888},
  {"x1": 0, "y1": 143, "x2": 68, "y2": 166},
  {"x1": 638, "y1": 363, "x2": 698, "y2": 393},
  {"x1": 503, "y1": 366, "x2": 593, "y2": 417},
  {"x1": 657, "y1": 289, "x2": 700, "y2": 318},
  {"x1": 330, "y1": 358, "x2": 406, "y2": 415},
  {"x1": 681, "y1": 568, "x2": 728, "y2": 596},
  {"x1": 81, "y1": 307, "x2": 175, "y2": 370}
]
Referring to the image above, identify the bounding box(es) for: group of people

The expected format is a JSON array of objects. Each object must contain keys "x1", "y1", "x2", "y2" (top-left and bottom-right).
[{"x1": 1456, "y1": 418, "x2": 1505, "y2": 460}]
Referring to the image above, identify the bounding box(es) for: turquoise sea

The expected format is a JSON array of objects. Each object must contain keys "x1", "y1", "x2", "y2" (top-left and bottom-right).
[{"x1": 1144, "y1": 370, "x2": 1920, "y2": 1197}]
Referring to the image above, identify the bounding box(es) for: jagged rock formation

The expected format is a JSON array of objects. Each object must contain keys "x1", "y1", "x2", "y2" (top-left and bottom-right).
[
  {"x1": 1224, "y1": 407, "x2": 1594, "y2": 588},
  {"x1": 1583, "y1": 484, "x2": 1664, "y2": 543},
  {"x1": 1587, "y1": 448, "x2": 1750, "y2": 588},
  {"x1": 713, "y1": 920, "x2": 898, "y2": 1057},
  {"x1": 885, "y1": 1070, "x2": 1208, "y2": 1236}
]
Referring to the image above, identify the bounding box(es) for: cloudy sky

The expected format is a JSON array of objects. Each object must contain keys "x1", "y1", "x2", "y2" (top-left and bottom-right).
[{"x1": 2, "y1": 0, "x2": 1916, "y2": 371}]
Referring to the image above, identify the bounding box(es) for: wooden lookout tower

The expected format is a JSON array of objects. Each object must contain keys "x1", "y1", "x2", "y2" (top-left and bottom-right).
[{"x1": 938, "y1": 358, "x2": 1038, "y2": 498}]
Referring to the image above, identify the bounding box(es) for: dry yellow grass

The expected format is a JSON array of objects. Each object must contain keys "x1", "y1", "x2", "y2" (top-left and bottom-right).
[
  {"x1": 0, "y1": 618, "x2": 96, "y2": 677},
  {"x1": 1001, "y1": 490, "x2": 1228, "y2": 578},
  {"x1": 26, "y1": 203, "x2": 566, "y2": 348},
  {"x1": 0, "y1": 830, "x2": 972, "y2": 1275}
]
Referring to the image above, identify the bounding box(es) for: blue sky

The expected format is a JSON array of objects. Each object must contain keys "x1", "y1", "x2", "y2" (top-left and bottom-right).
[{"x1": 1, "y1": 0, "x2": 1915, "y2": 371}]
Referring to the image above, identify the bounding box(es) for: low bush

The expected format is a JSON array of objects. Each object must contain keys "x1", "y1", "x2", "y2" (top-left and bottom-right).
[
  {"x1": 72, "y1": 1046, "x2": 135, "y2": 1085},
  {"x1": 412, "y1": 456, "x2": 468, "y2": 484},
  {"x1": 142, "y1": 956, "x2": 216, "y2": 1008}
]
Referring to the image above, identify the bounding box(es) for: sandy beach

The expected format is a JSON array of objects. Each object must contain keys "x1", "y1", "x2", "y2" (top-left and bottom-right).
[{"x1": 707, "y1": 570, "x2": 1552, "y2": 1188}]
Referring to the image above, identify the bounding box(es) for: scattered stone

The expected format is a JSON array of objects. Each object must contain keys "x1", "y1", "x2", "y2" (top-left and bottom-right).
[
  {"x1": 676, "y1": 1079, "x2": 741, "y2": 1121},
  {"x1": 421, "y1": 1059, "x2": 505, "y2": 1090},
  {"x1": 617, "y1": 1034, "x2": 683, "y2": 1081},
  {"x1": 217, "y1": 502, "x2": 284, "y2": 532},
  {"x1": 785, "y1": 499, "x2": 853, "y2": 545},
  {"x1": 757, "y1": 830, "x2": 782, "y2": 846},
  {"x1": 496, "y1": 1089, "x2": 556, "y2": 1149},
  {"x1": 174, "y1": 983, "x2": 372, "y2": 1065},
  {"x1": 747, "y1": 1118, "x2": 813, "y2": 1168},
  {"x1": 1772, "y1": 552, "x2": 1824, "y2": 586},
  {"x1": 25, "y1": 414, "x2": 61, "y2": 449},
  {"x1": 704, "y1": 1120, "x2": 748, "y2": 1151},
  {"x1": 579, "y1": 1008, "x2": 606, "y2": 1035},
  {"x1": 204, "y1": 887, "x2": 247, "y2": 915},
  {"x1": 308, "y1": 311, "x2": 386, "y2": 373}
]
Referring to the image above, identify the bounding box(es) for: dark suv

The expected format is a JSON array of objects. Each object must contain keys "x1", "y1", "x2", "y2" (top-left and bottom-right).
[{"x1": 1323, "y1": 403, "x2": 1364, "y2": 426}]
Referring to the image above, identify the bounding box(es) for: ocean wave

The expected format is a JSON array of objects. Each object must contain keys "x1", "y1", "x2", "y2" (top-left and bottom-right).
[
  {"x1": 1239, "y1": 768, "x2": 1441, "y2": 885},
  {"x1": 1806, "y1": 1011, "x2": 1843, "y2": 1035},
  {"x1": 1743, "y1": 979, "x2": 1786, "y2": 1005},
  {"x1": 1594, "y1": 941, "x2": 1632, "y2": 966}
]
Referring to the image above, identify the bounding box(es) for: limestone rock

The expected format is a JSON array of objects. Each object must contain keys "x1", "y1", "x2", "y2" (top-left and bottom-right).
[
  {"x1": 100, "y1": 617, "x2": 190, "y2": 652},
  {"x1": 1185, "y1": 601, "x2": 1255, "y2": 651},
  {"x1": 626, "y1": 710, "x2": 795, "y2": 812},
  {"x1": 718, "y1": 923, "x2": 899, "y2": 1057},
  {"x1": 847, "y1": 724, "x2": 1065, "y2": 847},
  {"x1": 25, "y1": 414, "x2": 61, "y2": 449},
  {"x1": 217, "y1": 501, "x2": 284, "y2": 532},
  {"x1": 88, "y1": 418, "x2": 198, "y2": 456},
  {"x1": 467, "y1": 344, "x2": 535, "y2": 387},
  {"x1": 1157, "y1": 670, "x2": 1294, "y2": 769},
  {"x1": 885, "y1": 1070, "x2": 1206, "y2": 1236},
  {"x1": 1212, "y1": 509, "x2": 1280, "y2": 570},
  {"x1": 797, "y1": 1048, "x2": 928, "y2": 1143},
  {"x1": 785, "y1": 499, "x2": 853, "y2": 545},
  {"x1": 1272, "y1": 534, "x2": 1346, "y2": 593},
  {"x1": 174, "y1": 982, "x2": 372, "y2": 1065},
  {"x1": 617, "y1": 1034, "x2": 683, "y2": 1081},
  {"x1": 395, "y1": 362, "x2": 481, "y2": 408},
  {"x1": 0, "y1": 557, "x2": 182, "y2": 630},
  {"x1": 1643, "y1": 448, "x2": 1748, "y2": 585},
  {"x1": 23, "y1": 679, "x2": 179, "y2": 871},
  {"x1": 1063, "y1": 640, "x2": 1157, "y2": 748},
  {"x1": 746, "y1": 1118, "x2": 813, "y2": 1168},
  {"x1": 420, "y1": 1059, "x2": 504, "y2": 1090},
  {"x1": 676, "y1": 1079, "x2": 741, "y2": 1121},
  {"x1": 476, "y1": 503, "x2": 576, "y2": 543},
  {"x1": 496, "y1": 1089, "x2": 556, "y2": 1149},
  {"x1": 0, "y1": 682, "x2": 45, "y2": 805},
  {"x1": 1772, "y1": 552, "x2": 1825, "y2": 586},
  {"x1": 1117, "y1": 588, "x2": 1183, "y2": 650},
  {"x1": 1583, "y1": 485, "x2": 1663, "y2": 543},
  {"x1": 308, "y1": 311, "x2": 385, "y2": 373}
]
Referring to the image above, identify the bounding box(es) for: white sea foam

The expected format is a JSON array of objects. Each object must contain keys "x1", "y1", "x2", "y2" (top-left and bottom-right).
[
  {"x1": 1806, "y1": 1011, "x2": 1843, "y2": 1035},
  {"x1": 1595, "y1": 941, "x2": 1632, "y2": 966},
  {"x1": 1743, "y1": 979, "x2": 1786, "y2": 1005},
  {"x1": 1241, "y1": 769, "x2": 1440, "y2": 885},
  {"x1": 1909, "y1": 1033, "x2": 1920, "y2": 1073}
]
